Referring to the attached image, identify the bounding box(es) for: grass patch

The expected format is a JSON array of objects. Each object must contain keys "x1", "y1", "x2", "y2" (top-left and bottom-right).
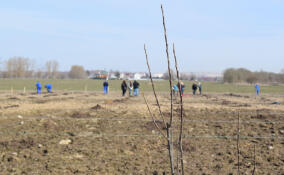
[{"x1": 0, "y1": 79, "x2": 283, "y2": 94}]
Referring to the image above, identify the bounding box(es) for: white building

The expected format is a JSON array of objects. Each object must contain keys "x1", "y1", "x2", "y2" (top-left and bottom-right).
[{"x1": 134, "y1": 72, "x2": 147, "y2": 80}]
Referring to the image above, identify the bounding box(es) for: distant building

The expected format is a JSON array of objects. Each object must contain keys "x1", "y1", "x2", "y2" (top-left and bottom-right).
[
  {"x1": 89, "y1": 70, "x2": 108, "y2": 79},
  {"x1": 134, "y1": 72, "x2": 147, "y2": 80},
  {"x1": 152, "y1": 73, "x2": 163, "y2": 79}
]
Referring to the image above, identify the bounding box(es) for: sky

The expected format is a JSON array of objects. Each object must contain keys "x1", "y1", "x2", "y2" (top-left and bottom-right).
[{"x1": 0, "y1": 0, "x2": 284, "y2": 73}]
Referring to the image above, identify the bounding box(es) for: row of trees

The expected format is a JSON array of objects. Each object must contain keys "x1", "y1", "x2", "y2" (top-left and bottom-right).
[
  {"x1": 223, "y1": 68, "x2": 284, "y2": 84},
  {"x1": 0, "y1": 57, "x2": 87, "y2": 79}
]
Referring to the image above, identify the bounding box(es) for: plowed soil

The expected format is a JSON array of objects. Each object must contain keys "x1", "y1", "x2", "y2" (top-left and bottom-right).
[{"x1": 0, "y1": 91, "x2": 283, "y2": 174}]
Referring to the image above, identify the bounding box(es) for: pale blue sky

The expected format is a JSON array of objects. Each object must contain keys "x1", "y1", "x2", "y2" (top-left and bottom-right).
[{"x1": 0, "y1": 0, "x2": 284, "y2": 73}]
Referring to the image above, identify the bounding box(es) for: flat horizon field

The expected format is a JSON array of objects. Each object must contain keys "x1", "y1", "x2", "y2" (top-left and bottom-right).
[{"x1": 0, "y1": 79, "x2": 284, "y2": 94}]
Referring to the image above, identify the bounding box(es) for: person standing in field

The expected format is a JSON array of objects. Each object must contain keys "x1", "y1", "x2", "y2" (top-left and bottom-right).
[
  {"x1": 103, "y1": 80, "x2": 109, "y2": 94},
  {"x1": 128, "y1": 81, "x2": 133, "y2": 96},
  {"x1": 121, "y1": 80, "x2": 127, "y2": 96},
  {"x1": 198, "y1": 82, "x2": 202, "y2": 95},
  {"x1": 192, "y1": 82, "x2": 198, "y2": 95},
  {"x1": 255, "y1": 84, "x2": 260, "y2": 96},
  {"x1": 36, "y1": 82, "x2": 42, "y2": 94},
  {"x1": 181, "y1": 82, "x2": 185, "y2": 96},
  {"x1": 172, "y1": 84, "x2": 178, "y2": 96},
  {"x1": 177, "y1": 81, "x2": 185, "y2": 96},
  {"x1": 133, "y1": 80, "x2": 140, "y2": 96}
]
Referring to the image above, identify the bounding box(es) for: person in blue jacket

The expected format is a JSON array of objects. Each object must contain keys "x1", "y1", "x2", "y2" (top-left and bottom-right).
[
  {"x1": 255, "y1": 84, "x2": 260, "y2": 96},
  {"x1": 45, "y1": 84, "x2": 52, "y2": 93},
  {"x1": 36, "y1": 82, "x2": 41, "y2": 94},
  {"x1": 103, "y1": 80, "x2": 109, "y2": 94},
  {"x1": 172, "y1": 84, "x2": 178, "y2": 96}
]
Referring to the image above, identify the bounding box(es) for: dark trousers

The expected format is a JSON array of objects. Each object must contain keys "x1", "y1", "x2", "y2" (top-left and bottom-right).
[{"x1": 122, "y1": 89, "x2": 126, "y2": 96}]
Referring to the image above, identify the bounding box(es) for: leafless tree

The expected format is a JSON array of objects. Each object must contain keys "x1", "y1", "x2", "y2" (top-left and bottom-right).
[
  {"x1": 46, "y1": 60, "x2": 59, "y2": 79},
  {"x1": 69, "y1": 65, "x2": 87, "y2": 79},
  {"x1": 36, "y1": 68, "x2": 43, "y2": 79},
  {"x1": 5, "y1": 57, "x2": 34, "y2": 78}
]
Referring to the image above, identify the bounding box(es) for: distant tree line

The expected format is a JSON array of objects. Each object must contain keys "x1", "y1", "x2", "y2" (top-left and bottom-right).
[
  {"x1": 0, "y1": 57, "x2": 87, "y2": 79},
  {"x1": 223, "y1": 68, "x2": 284, "y2": 84}
]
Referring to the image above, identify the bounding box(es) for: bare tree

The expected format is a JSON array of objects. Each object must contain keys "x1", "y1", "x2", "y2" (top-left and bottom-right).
[
  {"x1": 163, "y1": 69, "x2": 177, "y2": 80},
  {"x1": 46, "y1": 60, "x2": 59, "y2": 79},
  {"x1": 69, "y1": 65, "x2": 87, "y2": 79},
  {"x1": 36, "y1": 68, "x2": 43, "y2": 79},
  {"x1": 5, "y1": 57, "x2": 34, "y2": 78}
]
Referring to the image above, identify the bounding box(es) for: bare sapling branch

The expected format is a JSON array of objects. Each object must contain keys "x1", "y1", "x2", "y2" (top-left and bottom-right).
[
  {"x1": 142, "y1": 93, "x2": 167, "y2": 139},
  {"x1": 144, "y1": 44, "x2": 167, "y2": 128},
  {"x1": 161, "y1": 4, "x2": 175, "y2": 174},
  {"x1": 173, "y1": 43, "x2": 185, "y2": 175},
  {"x1": 161, "y1": 4, "x2": 174, "y2": 127},
  {"x1": 166, "y1": 123, "x2": 175, "y2": 175}
]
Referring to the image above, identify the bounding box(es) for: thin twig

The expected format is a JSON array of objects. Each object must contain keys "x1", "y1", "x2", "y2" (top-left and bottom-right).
[
  {"x1": 142, "y1": 93, "x2": 167, "y2": 139},
  {"x1": 161, "y1": 4, "x2": 175, "y2": 175},
  {"x1": 161, "y1": 4, "x2": 173, "y2": 127},
  {"x1": 237, "y1": 112, "x2": 240, "y2": 175},
  {"x1": 173, "y1": 43, "x2": 185, "y2": 175},
  {"x1": 144, "y1": 44, "x2": 167, "y2": 128}
]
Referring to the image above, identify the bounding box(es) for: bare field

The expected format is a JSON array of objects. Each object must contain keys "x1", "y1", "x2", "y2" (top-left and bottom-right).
[{"x1": 0, "y1": 91, "x2": 283, "y2": 174}]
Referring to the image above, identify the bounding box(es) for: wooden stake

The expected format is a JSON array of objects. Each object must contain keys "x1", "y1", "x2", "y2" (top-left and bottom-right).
[
  {"x1": 252, "y1": 144, "x2": 256, "y2": 175},
  {"x1": 237, "y1": 112, "x2": 240, "y2": 175},
  {"x1": 11, "y1": 87, "x2": 13, "y2": 96}
]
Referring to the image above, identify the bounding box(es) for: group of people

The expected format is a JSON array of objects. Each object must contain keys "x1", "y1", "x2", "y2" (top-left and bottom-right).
[
  {"x1": 103, "y1": 80, "x2": 140, "y2": 96},
  {"x1": 172, "y1": 81, "x2": 185, "y2": 96},
  {"x1": 36, "y1": 82, "x2": 52, "y2": 94},
  {"x1": 172, "y1": 81, "x2": 202, "y2": 96},
  {"x1": 35, "y1": 80, "x2": 261, "y2": 97}
]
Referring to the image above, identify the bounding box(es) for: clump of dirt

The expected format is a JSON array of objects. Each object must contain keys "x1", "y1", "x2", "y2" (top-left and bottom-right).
[
  {"x1": 43, "y1": 93, "x2": 58, "y2": 98},
  {"x1": 251, "y1": 114, "x2": 267, "y2": 120},
  {"x1": 40, "y1": 119, "x2": 59, "y2": 130},
  {"x1": 4, "y1": 104, "x2": 19, "y2": 109},
  {"x1": 35, "y1": 100, "x2": 48, "y2": 104},
  {"x1": 225, "y1": 93, "x2": 242, "y2": 98},
  {"x1": 222, "y1": 100, "x2": 231, "y2": 105},
  {"x1": 8, "y1": 97, "x2": 21, "y2": 100},
  {"x1": 113, "y1": 97, "x2": 130, "y2": 103},
  {"x1": 1, "y1": 137, "x2": 35, "y2": 149},
  {"x1": 91, "y1": 104, "x2": 103, "y2": 110},
  {"x1": 70, "y1": 111, "x2": 92, "y2": 118},
  {"x1": 144, "y1": 121, "x2": 167, "y2": 131}
]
